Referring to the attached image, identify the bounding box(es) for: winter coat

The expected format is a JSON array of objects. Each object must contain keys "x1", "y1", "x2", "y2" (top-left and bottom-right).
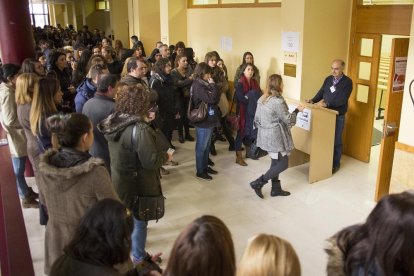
[
  {"x1": 149, "y1": 73, "x2": 180, "y2": 117},
  {"x1": 189, "y1": 78, "x2": 221, "y2": 129},
  {"x1": 74, "y1": 78, "x2": 97, "y2": 113},
  {"x1": 82, "y1": 94, "x2": 115, "y2": 171},
  {"x1": 254, "y1": 95, "x2": 297, "y2": 154},
  {"x1": 99, "y1": 113, "x2": 168, "y2": 211},
  {"x1": 0, "y1": 82, "x2": 27, "y2": 157},
  {"x1": 38, "y1": 148, "x2": 119, "y2": 274},
  {"x1": 17, "y1": 103, "x2": 41, "y2": 171},
  {"x1": 51, "y1": 254, "x2": 138, "y2": 276}
]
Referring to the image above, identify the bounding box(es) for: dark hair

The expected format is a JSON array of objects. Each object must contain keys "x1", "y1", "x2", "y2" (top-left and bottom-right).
[
  {"x1": 62, "y1": 199, "x2": 133, "y2": 266},
  {"x1": 77, "y1": 49, "x2": 93, "y2": 75},
  {"x1": 153, "y1": 58, "x2": 171, "y2": 75},
  {"x1": 47, "y1": 113, "x2": 92, "y2": 148},
  {"x1": 97, "y1": 74, "x2": 118, "y2": 93},
  {"x1": 115, "y1": 84, "x2": 149, "y2": 116},
  {"x1": 175, "y1": 41, "x2": 185, "y2": 49},
  {"x1": 48, "y1": 50, "x2": 66, "y2": 71},
  {"x1": 184, "y1": 48, "x2": 195, "y2": 62},
  {"x1": 242, "y1": 51, "x2": 254, "y2": 65},
  {"x1": 1, "y1": 64, "x2": 21, "y2": 82},
  {"x1": 193, "y1": 62, "x2": 212, "y2": 79},
  {"x1": 174, "y1": 54, "x2": 187, "y2": 68},
  {"x1": 126, "y1": 57, "x2": 139, "y2": 73},
  {"x1": 335, "y1": 192, "x2": 414, "y2": 276},
  {"x1": 164, "y1": 215, "x2": 236, "y2": 276},
  {"x1": 240, "y1": 63, "x2": 255, "y2": 78}
]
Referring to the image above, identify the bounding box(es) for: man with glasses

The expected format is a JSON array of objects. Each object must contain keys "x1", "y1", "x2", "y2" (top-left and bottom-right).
[{"x1": 306, "y1": 59, "x2": 353, "y2": 174}]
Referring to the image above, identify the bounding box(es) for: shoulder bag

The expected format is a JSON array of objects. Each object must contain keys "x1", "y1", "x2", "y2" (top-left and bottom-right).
[
  {"x1": 226, "y1": 92, "x2": 239, "y2": 132},
  {"x1": 130, "y1": 124, "x2": 165, "y2": 222},
  {"x1": 187, "y1": 88, "x2": 208, "y2": 123}
]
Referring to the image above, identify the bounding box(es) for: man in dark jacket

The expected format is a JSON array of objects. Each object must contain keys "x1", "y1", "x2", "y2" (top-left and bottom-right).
[
  {"x1": 75, "y1": 64, "x2": 108, "y2": 112},
  {"x1": 307, "y1": 59, "x2": 353, "y2": 174},
  {"x1": 82, "y1": 74, "x2": 118, "y2": 171}
]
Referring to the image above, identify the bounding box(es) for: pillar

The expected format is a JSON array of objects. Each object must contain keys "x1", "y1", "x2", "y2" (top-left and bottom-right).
[{"x1": 0, "y1": 0, "x2": 35, "y2": 64}]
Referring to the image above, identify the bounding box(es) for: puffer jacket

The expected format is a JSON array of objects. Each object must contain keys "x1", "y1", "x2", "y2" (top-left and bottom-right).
[
  {"x1": 74, "y1": 78, "x2": 97, "y2": 113},
  {"x1": 98, "y1": 112, "x2": 168, "y2": 210}
]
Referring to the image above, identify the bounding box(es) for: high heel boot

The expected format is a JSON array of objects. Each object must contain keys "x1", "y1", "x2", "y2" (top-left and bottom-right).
[
  {"x1": 250, "y1": 175, "x2": 267, "y2": 198},
  {"x1": 236, "y1": 151, "x2": 247, "y2": 166},
  {"x1": 270, "y1": 179, "x2": 290, "y2": 197}
]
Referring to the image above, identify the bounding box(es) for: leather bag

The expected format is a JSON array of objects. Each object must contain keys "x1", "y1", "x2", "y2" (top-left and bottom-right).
[
  {"x1": 132, "y1": 195, "x2": 165, "y2": 222},
  {"x1": 187, "y1": 93, "x2": 208, "y2": 123},
  {"x1": 226, "y1": 93, "x2": 239, "y2": 132}
]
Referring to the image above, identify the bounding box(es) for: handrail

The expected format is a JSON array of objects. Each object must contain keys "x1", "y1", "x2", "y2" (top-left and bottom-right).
[{"x1": 0, "y1": 125, "x2": 35, "y2": 276}]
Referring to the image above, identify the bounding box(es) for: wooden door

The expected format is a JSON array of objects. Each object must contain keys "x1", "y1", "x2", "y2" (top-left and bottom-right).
[
  {"x1": 343, "y1": 33, "x2": 381, "y2": 162},
  {"x1": 375, "y1": 38, "x2": 409, "y2": 201}
]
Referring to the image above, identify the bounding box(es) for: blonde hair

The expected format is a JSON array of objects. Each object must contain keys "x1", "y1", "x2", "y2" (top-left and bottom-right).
[
  {"x1": 15, "y1": 73, "x2": 38, "y2": 105},
  {"x1": 261, "y1": 74, "x2": 283, "y2": 103},
  {"x1": 121, "y1": 57, "x2": 134, "y2": 78},
  {"x1": 237, "y1": 234, "x2": 301, "y2": 276}
]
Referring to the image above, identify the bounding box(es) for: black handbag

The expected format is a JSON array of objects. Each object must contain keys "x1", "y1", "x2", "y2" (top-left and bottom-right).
[
  {"x1": 132, "y1": 195, "x2": 166, "y2": 222},
  {"x1": 187, "y1": 91, "x2": 208, "y2": 123},
  {"x1": 130, "y1": 124, "x2": 166, "y2": 222}
]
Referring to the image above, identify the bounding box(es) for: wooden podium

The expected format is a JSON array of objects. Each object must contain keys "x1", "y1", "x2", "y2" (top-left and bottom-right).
[{"x1": 285, "y1": 98, "x2": 338, "y2": 183}]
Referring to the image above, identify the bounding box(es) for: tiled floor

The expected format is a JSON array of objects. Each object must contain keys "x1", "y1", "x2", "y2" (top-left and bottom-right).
[{"x1": 23, "y1": 135, "x2": 381, "y2": 276}]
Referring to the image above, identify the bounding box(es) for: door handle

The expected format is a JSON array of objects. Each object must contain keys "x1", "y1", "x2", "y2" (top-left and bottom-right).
[{"x1": 383, "y1": 122, "x2": 398, "y2": 137}]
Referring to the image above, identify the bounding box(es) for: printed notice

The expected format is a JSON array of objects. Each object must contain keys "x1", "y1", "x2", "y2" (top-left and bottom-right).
[
  {"x1": 282, "y1": 32, "x2": 300, "y2": 53},
  {"x1": 288, "y1": 104, "x2": 311, "y2": 131},
  {"x1": 392, "y1": 57, "x2": 407, "y2": 92}
]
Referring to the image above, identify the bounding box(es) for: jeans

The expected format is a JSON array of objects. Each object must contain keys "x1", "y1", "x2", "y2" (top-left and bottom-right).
[
  {"x1": 195, "y1": 127, "x2": 213, "y2": 174},
  {"x1": 131, "y1": 218, "x2": 148, "y2": 261},
  {"x1": 263, "y1": 154, "x2": 289, "y2": 182},
  {"x1": 11, "y1": 156, "x2": 29, "y2": 198},
  {"x1": 235, "y1": 131, "x2": 243, "y2": 151},
  {"x1": 333, "y1": 115, "x2": 345, "y2": 168}
]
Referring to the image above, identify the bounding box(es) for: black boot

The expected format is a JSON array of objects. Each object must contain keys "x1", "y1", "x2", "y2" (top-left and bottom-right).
[
  {"x1": 178, "y1": 130, "x2": 185, "y2": 143},
  {"x1": 250, "y1": 175, "x2": 267, "y2": 199},
  {"x1": 270, "y1": 179, "x2": 290, "y2": 197}
]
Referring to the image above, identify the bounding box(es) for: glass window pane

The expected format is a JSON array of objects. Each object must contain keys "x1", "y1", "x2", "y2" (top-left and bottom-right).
[
  {"x1": 34, "y1": 14, "x2": 47, "y2": 27},
  {"x1": 193, "y1": 0, "x2": 219, "y2": 4},
  {"x1": 360, "y1": 38, "x2": 374, "y2": 57},
  {"x1": 362, "y1": 0, "x2": 414, "y2": 5},
  {"x1": 222, "y1": 0, "x2": 254, "y2": 3},
  {"x1": 356, "y1": 84, "x2": 370, "y2": 103},
  {"x1": 32, "y1": 3, "x2": 45, "y2": 13},
  {"x1": 358, "y1": 61, "x2": 372, "y2": 80}
]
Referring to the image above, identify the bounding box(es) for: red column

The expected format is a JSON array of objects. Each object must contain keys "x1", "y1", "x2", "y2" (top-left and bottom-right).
[{"x1": 0, "y1": 0, "x2": 35, "y2": 64}]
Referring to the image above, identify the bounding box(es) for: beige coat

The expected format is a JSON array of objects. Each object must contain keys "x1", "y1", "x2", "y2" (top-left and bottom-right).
[
  {"x1": 0, "y1": 82, "x2": 27, "y2": 157},
  {"x1": 38, "y1": 149, "x2": 119, "y2": 275}
]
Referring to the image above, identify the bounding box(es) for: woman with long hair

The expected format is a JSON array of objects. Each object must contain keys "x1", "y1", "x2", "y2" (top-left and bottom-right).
[
  {"x1": 164, "y1": 215, "x2": 236, "y2": 276},
  {"x1": 0, "y1": 65, "x2": 39, "y2": 208},
  {"x1": 149, "y1": 57, "x2": 180, "y2": 148},
  {"x1": 238, "y1": 234, "x2": 301, "y2": 276},
  {"x1": 30, "y1": 77, "x2": 63, "y2": 152},
  {"x1": 50, "y1": 198, "x2": 140, "y2": 275},
  {"x1": 234, "y1": 63, "x2": 261, "y2": 166},
  {"x1": 48, "y1": 50, "x2": 75, "y2": 113},
  {"x1": 234, "y1": 51, "x2": 260, "y2": 84},
  {"x1": 38, "y1": 113, "x2": 119, "y2": 275},
  {"x1": 190, "y1": 62, "x2": 220, "y2": 181},
  {"x1": 171, "y1": 53, "x2": 194, "y2": 143},
  {"x1": 326, "y1": 191, "x2": 414, "y2": 276},
  {"x1": 249, "y1": 74, "x2": 304, "y2": 198},
  {"x1": 21, "y1": 58, "x2": 46, "y2": 77},
  {"x1": 99, "y1": 84, "x2": 172, "y2": 271}
]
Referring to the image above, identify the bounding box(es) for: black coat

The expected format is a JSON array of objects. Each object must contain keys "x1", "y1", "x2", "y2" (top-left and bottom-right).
[{"x1": 190, "y1": 79, "x2": 221, "y2": 129}]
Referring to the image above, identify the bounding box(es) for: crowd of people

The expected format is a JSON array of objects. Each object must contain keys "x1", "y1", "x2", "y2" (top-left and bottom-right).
[{"x1": 1, "y1": 24, "x2": 413, "y2": 276}]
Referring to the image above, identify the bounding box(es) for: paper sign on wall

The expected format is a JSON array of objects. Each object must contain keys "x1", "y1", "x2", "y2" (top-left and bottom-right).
[
  {"x1": 392, "y1": 57, "x2": 407, "y2": 92},
  {"x1": 220, "y1": 37, "x2": 233, "y2": 52},
  {"x1": 282, "y1": 32, "x2": 300, "y2": 53}
]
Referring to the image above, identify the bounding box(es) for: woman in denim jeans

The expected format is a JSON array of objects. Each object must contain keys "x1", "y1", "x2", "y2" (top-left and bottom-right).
[{"x1": 190, "y1": 62, "x2": 221, "y2": 181}]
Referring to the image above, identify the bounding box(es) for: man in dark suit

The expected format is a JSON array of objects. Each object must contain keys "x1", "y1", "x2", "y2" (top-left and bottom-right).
[{"x1": 307, "y1": 59, "x2": 353, "y2": 174}]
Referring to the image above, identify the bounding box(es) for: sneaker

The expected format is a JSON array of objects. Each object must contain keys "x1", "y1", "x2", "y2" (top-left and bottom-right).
[
  {"x1": 160, "y1": 167, "x2": 170, "y2": 175},
  {"x1": 22, "y1": 197, "x2": 39, "y2": 209},
  {"x1": 185, "y1": 134, "x2": 195, "y2": 141},
  {"x1": 208, "y1": 158, "x2": 215, "y2": 166},
  {"x1": 196, "y1": 172, "x2": 213, "y2": 181},
  {"x1": 206, "y1": 167, "x2": 218, "y2": 175}
]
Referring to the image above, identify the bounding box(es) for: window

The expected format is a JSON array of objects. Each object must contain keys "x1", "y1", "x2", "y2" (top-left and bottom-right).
[
  {"x1": 362, "y1": 0, "x2": 414, "y2": 4},
  {"x1": 29, "y1": 1, "x2": 49, "y2": 27},
  {"x1": 96, "y1": 0, "x2": 110, "y2": 11},
  {"x1": 188, "y1": 0, "x2": 281, "y2": 8}
]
